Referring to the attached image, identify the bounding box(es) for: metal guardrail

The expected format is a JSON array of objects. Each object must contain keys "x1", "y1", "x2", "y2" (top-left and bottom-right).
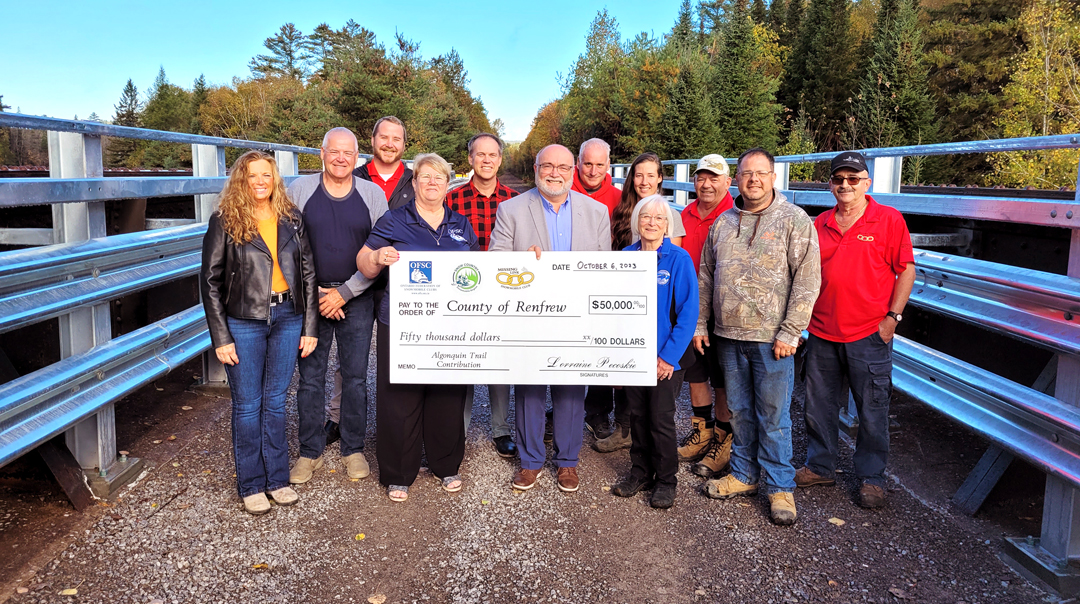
[
  {"x1": 0, "y1": 305, "x2": 208, "y2": 469},
  {"x1": 893, "y1": 337, "x2": 1080, "y2": 488}
]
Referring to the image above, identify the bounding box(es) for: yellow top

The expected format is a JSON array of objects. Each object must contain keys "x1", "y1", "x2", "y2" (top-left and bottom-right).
[{"x1": 257, "y1": 217, "x2": 290, "y2": 294}]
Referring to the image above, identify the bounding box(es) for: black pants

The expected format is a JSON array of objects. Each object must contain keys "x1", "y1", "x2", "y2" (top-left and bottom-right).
[
  {"x1": 375, "y1": 322, "x2": 467, "y2": 487},
  {"x1": 625, "y1": 368, "x2": 685, "y2": 487},
  {"x1": 584, "y1": 386, "x2": 629, "y2": 427}
]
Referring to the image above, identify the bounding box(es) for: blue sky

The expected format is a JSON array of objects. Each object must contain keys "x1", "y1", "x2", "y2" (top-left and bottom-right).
[{"x1": 0, "y1": 1, "x2": 682, "y2": 142}]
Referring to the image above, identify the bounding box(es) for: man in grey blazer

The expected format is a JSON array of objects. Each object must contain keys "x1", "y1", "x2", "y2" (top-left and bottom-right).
[
  {"x1": 285, "y1": 127, "x2": 388, "y2": 485},
  {"x1": 489, "y1": 144, "x2": 612, "y2": 493}
]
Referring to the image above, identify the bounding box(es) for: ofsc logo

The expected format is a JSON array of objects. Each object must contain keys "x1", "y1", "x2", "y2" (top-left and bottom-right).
[
  {"x1": 496, "y1": 267, "x2": 535, "y2": 289},
  {"x1": 409, "y1": 261, "x2": 432, "y2": 284},
  {"x1": 453, "y1": 263, "x2": 481, "y2": 292}
]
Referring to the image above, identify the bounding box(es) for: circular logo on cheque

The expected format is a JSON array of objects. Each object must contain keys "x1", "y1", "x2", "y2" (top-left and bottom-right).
[{"x1": 453, "y1": 264, "x2": 481, "y2": 292}]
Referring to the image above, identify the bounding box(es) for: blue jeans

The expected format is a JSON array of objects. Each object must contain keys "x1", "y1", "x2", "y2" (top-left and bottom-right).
[
  {"x1": 296, "y1": 292, "x2": 375, "y2": 458},
  {"x1": 224, "y1": 303, "x2": 303, "y2": 497},
  {"x1": 717, "y1": 337, "x2": 795, "y2": 494},
  {"x1": 803, "y1": 332, "x2": 893, "y2": 487}
]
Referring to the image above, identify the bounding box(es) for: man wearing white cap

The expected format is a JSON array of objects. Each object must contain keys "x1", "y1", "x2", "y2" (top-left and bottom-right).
[{"x1": 676, "y1": 155, "x2": 736, "y2": 478}]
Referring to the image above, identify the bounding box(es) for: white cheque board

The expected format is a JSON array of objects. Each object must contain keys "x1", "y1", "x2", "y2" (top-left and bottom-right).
[{"x1": 389, "y1": 251, "x2": 657, "y2": 386}]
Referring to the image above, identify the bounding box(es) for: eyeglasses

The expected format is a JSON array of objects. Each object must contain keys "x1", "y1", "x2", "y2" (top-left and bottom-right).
[
  {"x1": 536, "y1": 163, "x2": 574, "y2": 174},
  {"x1": 640, "y1": 214, "x2": 669, "y2": 224},
  {"x1": 736, "y1": 170, "x2": 773, "y2": 180},
  {"x1": 830, "y1": 175, "x2": 870, "y2": 186},
  {"x1": 417, "y1": 173, "x2": 447, "y2": 184}
]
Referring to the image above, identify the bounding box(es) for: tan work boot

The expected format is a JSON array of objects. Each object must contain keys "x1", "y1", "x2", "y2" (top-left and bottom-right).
[
  {"x1": 703, "y1": 474, "x2": 758, "y2": 499},
  {"x1": 289, "y1": 456, "x2": 323, "y2": 484},
  {"x1": 769, "y1": 492, "x2": 797, "y2": 525},
  {"x1": 343, "y1": 452, "x2": 370, "y2": 479},
  {"x1": 677, "y1": 417, "x2": 712, "y2": 462},
  {"x1": 692, "y1": 430, "x2": 733, "y2": 477},
  {"x1": 242, "y1": 492, "x2": 272, "y2": 515},
  {"x1": 268, "y1": 486, "x2": 299, "y2": 506}
]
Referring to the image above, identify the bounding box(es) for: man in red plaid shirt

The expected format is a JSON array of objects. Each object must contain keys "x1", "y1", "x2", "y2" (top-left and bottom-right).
[
  {"x1": 447, "y1": 132, "x2": 520, "y2": 458},
  {"x1": 447, "y1": 133, "x2": 518, "y2": 251}
]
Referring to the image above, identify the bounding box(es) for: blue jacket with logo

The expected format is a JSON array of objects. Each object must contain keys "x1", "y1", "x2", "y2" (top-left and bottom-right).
[{"x1": 626, "y1": 238, "x2": 699, "y2": 370}]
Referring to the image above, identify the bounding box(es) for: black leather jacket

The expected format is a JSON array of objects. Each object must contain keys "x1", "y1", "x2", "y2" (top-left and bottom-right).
[{"x1": 200, "y1": 211, "x2": 319, "y2": 349}]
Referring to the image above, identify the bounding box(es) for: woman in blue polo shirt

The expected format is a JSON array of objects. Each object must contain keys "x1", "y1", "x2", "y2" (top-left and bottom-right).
[
  {"x1": 356, "y1": 153, "x2": 479, "y2": 502},
  {"x1": 609, "y1": 194, "x2": 698, "y2": 509}
]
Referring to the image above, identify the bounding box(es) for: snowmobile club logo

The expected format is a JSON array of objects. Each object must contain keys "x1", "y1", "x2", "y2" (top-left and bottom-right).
[
  {"x1": 409, "y1": 261, "x2": 432, "y2": 284},
  {"x1": 453, "y1": 263, "x2": 481, "y2": 292}
]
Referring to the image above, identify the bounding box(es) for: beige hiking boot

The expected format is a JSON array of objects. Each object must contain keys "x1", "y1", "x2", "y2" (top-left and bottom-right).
[
  {"x1": 677, "y1": 417, "x2": 712, "y2": 462},
  {"x1": 703, "y1": 474, "x2": 758, "y2": 499},
  {"x1": 289, "y1": 456, "x2": 323, "y2": 484},
  {"x1": 692, "y1": 430, "x2": 733, "y2": 477},
  {"x1": 242, "y1": 492, "x2": 272, "y2": 515},
  {"x1": 769, "y1": 492, "x2": 797, "y2": 525},
  {"x1": 343, "y1": 452, "x2": 370, "y2": 479},
  {"x1": 268, "y1": 486, "x2": 299, "y2": 506}
]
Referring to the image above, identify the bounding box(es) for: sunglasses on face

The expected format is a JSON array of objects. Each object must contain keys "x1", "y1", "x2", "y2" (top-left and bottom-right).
[{"x1": 830, "y1": 176, "x2": 870, "y2": 186}]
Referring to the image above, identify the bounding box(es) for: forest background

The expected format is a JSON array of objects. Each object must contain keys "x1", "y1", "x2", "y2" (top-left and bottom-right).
[{"x1": 1, "y1": 0, "x2": 1078, "y2": 189}]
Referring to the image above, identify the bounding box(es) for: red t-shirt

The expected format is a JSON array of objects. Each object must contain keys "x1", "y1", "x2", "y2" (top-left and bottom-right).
[
  {"x1": 572, "y1": 171, "x2": 622, "y2": 218},
  {"x1": 809, "y1": 196, "x2": 914, "y2": 343},
  {"x1": 680, "y1": 193, "x2": 733, "y2": 272},
  {"x1": 367, "y1": 161, "x2": 404, "y2": 201}
]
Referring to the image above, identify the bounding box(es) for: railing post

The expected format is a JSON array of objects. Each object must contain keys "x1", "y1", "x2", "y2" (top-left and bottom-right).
[
  {"x1": 870, "y1": 156, "x2": 903, "y2": 194},
  {"x1": 774, "y1": 162, "x2": 790, "y2": 191},
  {"x1": 192, "y1": 144, "x2": 228, "y2": 392},
  {"x1": 48, "y1": 131, "x2": 141, "y2": 496},
  {"x1": 275, "y1": 150, "x2": 298, "y2": 177},
  {"x1": 1004, "y1": 162, "x2": 1080, "y2": 595},
  {"x1": 613, "y1": 166, "x2": 625, "y2": 190},
  {"x1": 674, "y1": 163, "x2": 689, "y2": 206}
]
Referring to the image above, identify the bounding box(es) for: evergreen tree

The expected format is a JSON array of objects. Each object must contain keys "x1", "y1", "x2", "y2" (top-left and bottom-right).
[
  {"x1": 777, "y1": 0, "x2": 805, "y2": 119},
  {"x1": 923, "y1": 0, "x2": 1024, "y2": 183},
  {"x1": 850, "y1": 0, "x2": 938, "y2": 149},
  {"x1": 768, "y1": 0, "x2": 788, "y2": 35},
  {"x1": 752, "y1": 0, "x2": 768, "y2": 24},
  {"x1": 107, "y1": 79, "x2": 141, "y2": 167},
  {"x1": 141, "y1": 67, "x2": 194, "y2": 168},
  {"x1": 190, "y1": 74, "x2": 209, "y2": 134},
  {"x1": 711, "y1": 1, "x2": 781, "y2": 155},
  {"x1": 250, "y1": 23, "x2": 313, "y2": 80},
  {"x1": 670, "y1": 0, "x2": 696, "y2": 49},
  {"x1": 87, "y1": 112, "x2": 101, "y2": 122},
  {"x1": 658, "y1": 55, "x2": 720, "y2": 159}
]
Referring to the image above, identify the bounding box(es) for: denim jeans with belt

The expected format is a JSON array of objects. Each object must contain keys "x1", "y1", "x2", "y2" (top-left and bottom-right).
[
  {"x1": 803, "y1": 332, "x2": 893, "y2": 487},
  {"x1": 717, "y1": 337, "x2": 795, "y2": 494},
  {"x1": 296, "y1": 291, "x2": 375, "y2": 459},
  {"x1": 224, "y1": 302, "x2": 303, "y2": 497}
]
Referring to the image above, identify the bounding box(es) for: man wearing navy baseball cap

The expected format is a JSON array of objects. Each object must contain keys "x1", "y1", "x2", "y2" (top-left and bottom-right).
[{"x1": 796, "y1": 151, "x2": 916, "y2": 508}]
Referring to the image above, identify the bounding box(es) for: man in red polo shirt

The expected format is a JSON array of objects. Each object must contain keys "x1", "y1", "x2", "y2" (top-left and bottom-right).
[
  {"x1": 676, "y1": 155, "x2": 736, "y2": 478},
  {"x1": 796, "y1": 151, "x2": 915, "y2": 509},
  {"x1": 355, "y1": 116, "x2": 414, "y2": 210},
  {"x1": 447, "y1": 133, "x2": 520, "y2": 459},
  {"x1": 571, "y1": 138, "x2": 621, "y2": 218}
]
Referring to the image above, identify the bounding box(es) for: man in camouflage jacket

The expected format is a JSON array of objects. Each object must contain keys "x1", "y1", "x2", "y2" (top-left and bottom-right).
[{"x1": 693, "y1": 148, "x2": 820, "y2": 525}]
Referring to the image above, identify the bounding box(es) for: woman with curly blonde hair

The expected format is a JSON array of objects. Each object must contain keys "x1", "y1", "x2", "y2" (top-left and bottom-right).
[{"x1": 201, "y1": 150, "x2": 319, "y2": 515}]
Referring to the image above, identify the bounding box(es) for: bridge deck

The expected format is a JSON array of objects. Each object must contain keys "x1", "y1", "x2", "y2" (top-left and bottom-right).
[{"x1": 0, "y1": 351, "x2": 1048, "y2": 603}]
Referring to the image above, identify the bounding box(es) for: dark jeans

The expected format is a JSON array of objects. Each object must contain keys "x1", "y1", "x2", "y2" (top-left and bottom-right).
[
  {"x1": 584, "y1": 386, "x2": 629, "y2": 427},
  {"x1": 803, "y1": 332, "x2": 893, "y2": 487},
  {"x1": 625, "y1": 368, "x2": 685, "y2": 487},
  {"x1": 375, "y1": 322, "x2": 467, "y2": 486},
  {"x1": 718, "y1": 337, "x2": 795, "y2": 494},
  {"x1": 296, "y1": 292, "x2": 374, "y2": 459},
  {"x1": 224, "y1": 303, "x2": 303, "y2": 497}
]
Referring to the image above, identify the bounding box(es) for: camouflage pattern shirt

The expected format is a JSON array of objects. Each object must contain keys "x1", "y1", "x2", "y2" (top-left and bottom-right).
[{"x1": 696, "y1": 190, "x2": 821, "y2": 347}]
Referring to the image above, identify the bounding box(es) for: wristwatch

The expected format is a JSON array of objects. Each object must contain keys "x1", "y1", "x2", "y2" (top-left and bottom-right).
[{"x1": 886, "y1": 311, "x2": 902, "y2": 322}]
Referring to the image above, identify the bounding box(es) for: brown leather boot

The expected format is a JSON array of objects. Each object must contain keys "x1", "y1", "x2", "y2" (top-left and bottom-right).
[
  {"x1": 691, "y1": 429, "x2": 733, "y2": 478},
  {"x1": 677, "y1": 416, "x2": 712, "y2": 462}
]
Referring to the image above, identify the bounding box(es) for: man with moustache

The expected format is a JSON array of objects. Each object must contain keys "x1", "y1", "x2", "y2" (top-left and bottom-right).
[
  {"x1": 286, "y1": 127, "x2": 388, "y2": 484},
  {"x1": 797, "y1": 152, "x2": 914, "y2": 509},
  {"x1": 695, "y1": 148, "x2": 820, "y2": 525},
  {"x1": 447, "y1": 133, "x2": 520, "y2": 458},
  {"x1": 489, "y1": 144, "x2": 612, "y2": 493},
  {"x1": 356, "y1": 116, "x2": 414, "y2": 210}
]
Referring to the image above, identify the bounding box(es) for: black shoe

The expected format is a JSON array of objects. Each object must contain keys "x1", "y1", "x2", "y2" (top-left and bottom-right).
[
  {"x1": 585, "y1": 415, "x2": 615, "y2": 440},
  {"x1": 650, "y1": 483, "x2": 676, "y2": 509},
  {"x1": 544, "y1": 410, "x2": 554, "y2": 444},
  {"x1": 610, "y1": 475, "x2": 655, "y2": 497},
  {"x1": 493, "y1": 435, "x2": 517, "y2": 458},
  {"x1": 324, "y1": 420, "x2": 340, "y2": 445}
]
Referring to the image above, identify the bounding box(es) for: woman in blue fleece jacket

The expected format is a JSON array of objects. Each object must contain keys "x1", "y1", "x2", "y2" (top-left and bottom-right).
[{"x1": 610, "y1": 195, "x2": 699, "y2": 508}]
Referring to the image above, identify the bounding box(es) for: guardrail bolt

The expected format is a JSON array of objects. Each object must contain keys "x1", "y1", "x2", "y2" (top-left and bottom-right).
[
  {"x1": 98, "y1": 468, "x2": 107, "y2": 478},
  {"x1": 1026, "y1": 535, "x2": 1035, "y2": 546},
  {"x1": 1067, "y1": 211, "x2": 1074, "y2": 219},
  {"x1": 1051, "y1": 210, "x2": 1058, "y2": 218},
  {"x1": 95, "y1": 370, "x2": 105, "y2": 381},
  {"x1": 91, "y1": 267, "x2": 100, "y2": 278},
  {"x1": 118, "y1": 451, "x2": 128, "y2": 463},
  {"x1": 1066, "y1": 312, "x2": 1074, "y2": 321}
]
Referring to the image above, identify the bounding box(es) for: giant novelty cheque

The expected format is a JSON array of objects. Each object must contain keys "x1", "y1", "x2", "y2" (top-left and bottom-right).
[{"x1": 389, "y1": 251, "x2": 658, "y2": 386}]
